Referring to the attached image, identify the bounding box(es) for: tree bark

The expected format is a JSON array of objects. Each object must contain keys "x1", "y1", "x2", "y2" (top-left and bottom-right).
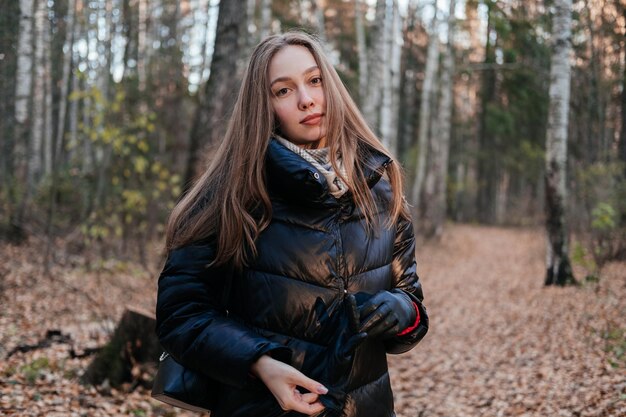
[
  {"x1": 260, "y1": 0, "x2": 272, "y2": 39},
  {"x1": 476, "y1": 0, "x2": 497, "y2": 224},
  {"x1": 185, "y1": 0, "x2": 248, "y2": 187},
  {"x1": 411, "y1": 1, "x2": 439, "y2": 211},
  {"x1": 388, "y1": 1, "x2": 402, "y2": 156},
  {"x1": 14, "y1": 0, "x2": 35, "y2": 188},
  {"x1": 311, "y1": 0, "x2": 326, "y2": 44},
  {"x1": 379, "y1": 0, "x2": 396, "y2": 151},
  {"x1": 54, "y1": 0, "x2": 76, "y2": 169},
  {"x1": 619, "y1": 7, "x2": 626, "y2": 171},
  {"x1": 29, "y1": 0, "x2": 48, "y2": 186},
  {"x1": 422, "y1": 0, "x2": 456, "y2": 238},
  {"x1": 355, "y1": 0, "x2": 368, "y2": 105},
  {"x1": 0, "y1": 0, "x2": 20, "y2": 192},
  {"x1": 82, "y1": 307, "x2": 161, "y2": 387},
  {"x1": 362, "y1": 0, "x2": 385, "y2": 132},
  {"x1": 544, "y1": 0, "x2": 575, "y2": 286}
]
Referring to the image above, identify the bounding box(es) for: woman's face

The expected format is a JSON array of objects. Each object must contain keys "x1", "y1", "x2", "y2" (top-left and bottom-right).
[{"x1": 268, "y1": 45, "x2": 327, "y2": 148}]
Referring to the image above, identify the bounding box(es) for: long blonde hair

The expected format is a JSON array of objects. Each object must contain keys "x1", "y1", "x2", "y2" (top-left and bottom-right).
[{"x1": 166, "y1": 30, "x2": 408, "y2": 268}]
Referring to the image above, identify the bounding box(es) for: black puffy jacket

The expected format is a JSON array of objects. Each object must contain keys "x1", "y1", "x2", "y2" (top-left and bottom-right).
[{"x1": 156, "y1": 138, "x2": 428, "y2": 417}]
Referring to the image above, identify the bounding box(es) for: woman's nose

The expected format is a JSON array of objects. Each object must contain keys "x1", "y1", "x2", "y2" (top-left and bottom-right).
[{"x1": 298, "y1": 89, "x2": 315, "y2": 110}]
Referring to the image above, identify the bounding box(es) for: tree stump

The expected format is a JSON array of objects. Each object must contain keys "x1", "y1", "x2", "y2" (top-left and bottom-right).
[{"x1": 82, "y1": 306, "x2": 161, "y2": 388}]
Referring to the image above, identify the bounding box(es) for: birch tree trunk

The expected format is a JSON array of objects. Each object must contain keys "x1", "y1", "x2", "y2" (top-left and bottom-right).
[
  {"x1": 355, "y1": 0, "x2": 368, "y2": 105},
  {"x1": 137, "y1": 0, "x2": 147, "y2": 92},
  {"x1": 185, "y1": 0, "x2": 248, "y2": 186},
  {"x1": 260, "y1": 0, "x2": 272, "y2": 39},
  {"x1": 422, "y1": 0, "x2": 456, "y2": 237},
  {"x1": 544, "y1": 0, "x2": 575, "y2": 286},
  {"x1": 379, "y1": 0, "x2": 395, "y2": 150},
  {"x1": 362, "y1": 0, "x2": 386, "y2": 131},
  {"x1": 388, "y1": 1, "x2": 402, "y2": 156},
  {"x1": 15, "y1": 0, "x2": 36, "y2": 185},
  {"x1": 29, "y1": 0, "x2": 48, "y2": 186},
  {"x1": 411, "y1": 2, "x2": 439, "y2": 210}
]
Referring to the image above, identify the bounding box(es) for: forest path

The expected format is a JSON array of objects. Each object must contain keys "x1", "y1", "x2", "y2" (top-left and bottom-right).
[
  {"x1": 0, "y1": 225, "x2": 623, "y2": 416},
  {"x1": 389, "y1": 224, "x2": 625, "y2": 417}
]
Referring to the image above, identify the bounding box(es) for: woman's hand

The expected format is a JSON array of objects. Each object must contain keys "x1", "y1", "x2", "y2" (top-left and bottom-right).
[
  {"x1": 251, "y1": 354, "x2": 328, "y2": 415},
  {"x1": 358, "y1": 290, "x2": 416, "y2": 339}
]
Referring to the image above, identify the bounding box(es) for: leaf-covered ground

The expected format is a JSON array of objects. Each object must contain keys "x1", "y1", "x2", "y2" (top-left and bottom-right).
[{"x1": 0, "y1": 225, "x2": 624, "y2": 416}]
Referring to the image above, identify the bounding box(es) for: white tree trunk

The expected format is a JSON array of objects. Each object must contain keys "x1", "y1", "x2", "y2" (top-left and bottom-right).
[
  {"x1": 260, "y1": 0, "x2": 272, "y2": 39},
  {"x1": 355, "y1": 0, "x2": 368, "y2": 104},
  {"x1": 379, "y1": 0, "x2": 395, "y2": 150},
  {"x1": 99, "y1": 0, "x2": 113, "y2": 100},
  {"x1": 43, "y1": 37, "x2": 53, "y2": 176},
  {"x1": 15, "y1": 0, "x2": 35, "y2": 180},
  {"x1": 137, "y1": 0, "x2": 147, "y2": 91},
  {"x1": 68, "y1": 0, "x2": 83, "y2": 164},
  {"x1": 411, "y1": 2, "x2": 439, "y2": 209},
  {"x1": 363, "y1": 0, "x2": 385, "y2": 131},
  {"x1": 29, "y1": 0, "x2": 48, "y2": 186},
  {"x1": 428, "y1": 0, "x2": 456, "y2": 236},
  {"x1": 15, "y1": 0, "x2": 35, "y2": 126},
  {"x1": 388, "y1": 0, "x2": 403, "y2": 156},
  {"x1": 544, "y1": 0, "x2": 575, "y2": 285}
]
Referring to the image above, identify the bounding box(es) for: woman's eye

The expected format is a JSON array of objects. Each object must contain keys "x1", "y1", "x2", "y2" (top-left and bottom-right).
[
  {"x1": 311, "y1": 77, "x2": 322, "y2": 85},
  {"x1": 276, "y1": 88, "x2": 289, "y2": 97}
]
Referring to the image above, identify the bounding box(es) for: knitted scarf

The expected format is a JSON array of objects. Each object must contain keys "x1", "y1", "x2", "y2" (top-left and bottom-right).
[{"x1": 275, "y1": 136, "x2": 349, "y2": 198}]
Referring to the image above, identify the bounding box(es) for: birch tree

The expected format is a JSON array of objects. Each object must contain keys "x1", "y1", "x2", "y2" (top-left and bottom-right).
[
  {"x1": 260, "y1": 0, "x2": 272, "y2": 39},
  {"x1": 422, "y1": 0, "x2": 456, "y2": 237},
  {"x1": 355, "y1": 0, "x2": 368, "y2": 104},
  {"x1": 378, "y1": 0, "x2": 396, "y2": 150},
  {"x1": 544, "y1": 0, "x2": 575, "y2": 286},
  {"x1": 362, "y1": 0, "x2": 385, "y2": 131},
  {"x1": 14, "y1": 0, "x2": 35, "y2": 183},
  {"x1": 29, "y1": 0, "x2": 50, "y2": 184},
  {"x1": 411, "y1": 2, "x2": 439, "y2": 210},
  {"x1": 376, "y1": 0, "x2": 402, "y2": 154}
]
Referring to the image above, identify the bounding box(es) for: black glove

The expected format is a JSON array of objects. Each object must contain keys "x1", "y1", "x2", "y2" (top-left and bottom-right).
[
  {"x1": 357, "y1": 290, "x2": 416, "y2": 340},
  {"x1": 314, "y1": 294, "x2": 367, "y2": 417}
]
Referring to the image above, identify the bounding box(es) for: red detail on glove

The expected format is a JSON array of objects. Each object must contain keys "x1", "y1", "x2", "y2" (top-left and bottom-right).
[{"x1": 396, "y1": 301, "x2": 420, "y2": 336}]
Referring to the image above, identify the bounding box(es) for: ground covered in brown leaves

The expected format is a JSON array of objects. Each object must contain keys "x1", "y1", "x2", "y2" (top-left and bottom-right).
[{"x1": 0, "y1": 225, "x2": 624, "y2": 416}]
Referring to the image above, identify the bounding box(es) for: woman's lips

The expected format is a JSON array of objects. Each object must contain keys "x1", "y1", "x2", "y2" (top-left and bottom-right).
[{"x1": 300, "y1": 113, "x2": 323, "y2": 125}]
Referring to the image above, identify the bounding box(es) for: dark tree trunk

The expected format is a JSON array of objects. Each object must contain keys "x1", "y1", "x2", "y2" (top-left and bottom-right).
[
  {"x1": 0, "y1": 0, "x2": 20, "y2": 194},
  {"x1": 619, "y1": 6, "x2": 626, "y2": 172},
  {"x1": 185, "y1": 0, "x2": 248, "y2": 189},
  {"x1": 477, "y1": 0, "x2": 497, "y2": 224},
  {"x1": 82, "y1": 307, "x2": 162, "y2": 388}
]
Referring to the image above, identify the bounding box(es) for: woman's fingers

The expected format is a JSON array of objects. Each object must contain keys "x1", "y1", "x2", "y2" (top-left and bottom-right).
[
  {"x1": 291, "y1": 371, "x2": 328, "y2": 395},
  {"x1": 283, "y1": 387, "x2": 324, "y2": 415},
  {"x1": 359, "y1": 302, "x2": 392, "y2": 333},
  {"x1": 300, "y1": 392, "x2": 320, "y2": 404}
]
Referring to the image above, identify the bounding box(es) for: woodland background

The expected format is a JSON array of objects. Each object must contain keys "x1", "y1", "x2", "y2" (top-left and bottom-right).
[{"x1": 0, "y1": 0, "x2": 625, "y2": 416}]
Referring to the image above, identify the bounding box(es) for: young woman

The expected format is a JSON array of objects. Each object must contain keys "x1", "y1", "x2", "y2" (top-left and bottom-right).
[{"x1": 156, "y1": 31, "x2": 428, "y2": 417}]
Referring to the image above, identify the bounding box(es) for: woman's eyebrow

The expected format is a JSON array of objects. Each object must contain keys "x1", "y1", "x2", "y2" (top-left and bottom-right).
[{"x1": 270, "y1": 65, "x2": 320, "y2": 87}]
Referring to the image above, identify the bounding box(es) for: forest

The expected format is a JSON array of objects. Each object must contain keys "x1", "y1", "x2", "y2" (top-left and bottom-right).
[{"x1": 0, "y1": 0, "x2": 625, "y2": 416}]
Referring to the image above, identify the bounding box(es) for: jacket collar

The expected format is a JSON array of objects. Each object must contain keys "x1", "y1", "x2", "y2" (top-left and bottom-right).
[{"x1": 265, "y1": 137, "x2": 392, "y2": 206}]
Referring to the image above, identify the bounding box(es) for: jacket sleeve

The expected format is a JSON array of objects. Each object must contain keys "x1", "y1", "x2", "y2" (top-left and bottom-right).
[
  {"x1": 155, "y1": 241, "x2": 292, "y2": 388},
  {"x1": 384, "y1": 214, "x2": 429, "y2": 354}
]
